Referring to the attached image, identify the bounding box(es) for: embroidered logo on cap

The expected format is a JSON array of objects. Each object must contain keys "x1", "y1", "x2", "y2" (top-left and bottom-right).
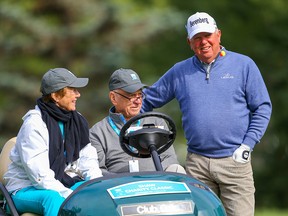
[{"x1": 130, "y1": 74, "x2": 138, "y2": 80}]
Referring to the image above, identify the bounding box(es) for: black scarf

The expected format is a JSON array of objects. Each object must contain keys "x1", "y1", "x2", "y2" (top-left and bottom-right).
[{"x1": 37, "y1": 98, "x2": 90, "y2": 187}]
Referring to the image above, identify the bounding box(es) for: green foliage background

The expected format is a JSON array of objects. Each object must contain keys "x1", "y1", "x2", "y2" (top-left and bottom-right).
[{"x1": 0, "y1": 0, "x2": 287, "y2": 210}]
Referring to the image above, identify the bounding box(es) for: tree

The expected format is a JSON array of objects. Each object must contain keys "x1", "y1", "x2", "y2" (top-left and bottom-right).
[{"x1": 0, "y1": 0, "x2": 185, "y2": 141}]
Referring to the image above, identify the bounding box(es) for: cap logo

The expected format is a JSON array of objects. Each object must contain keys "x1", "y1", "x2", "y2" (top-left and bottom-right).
[
  {"x1": 130, "y1": 74, "x2": 138, "y2": 80},
  {"x1": 189, "y1": 17, "x2": 209, "y2": 27}
]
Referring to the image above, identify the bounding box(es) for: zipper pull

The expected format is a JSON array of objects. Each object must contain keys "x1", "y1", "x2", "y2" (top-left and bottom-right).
[{"x1": 206, "y1": 71, "x2": 210, "y2": 80}]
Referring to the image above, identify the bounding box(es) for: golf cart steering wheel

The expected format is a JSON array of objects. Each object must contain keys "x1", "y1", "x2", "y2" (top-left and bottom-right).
[{"x1": 119, "y1": 111, "x2": 176, "y2": 160}]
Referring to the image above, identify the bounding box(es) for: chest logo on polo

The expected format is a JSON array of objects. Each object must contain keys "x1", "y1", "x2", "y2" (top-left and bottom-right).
[{"x1": 221, "y1": 73, "x2": 234, "y2": 79}]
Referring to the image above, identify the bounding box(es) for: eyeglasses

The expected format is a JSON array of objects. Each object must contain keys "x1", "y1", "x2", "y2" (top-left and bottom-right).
[{"x1": 113, "y1": 91, "x2": 145, "y2": 102}]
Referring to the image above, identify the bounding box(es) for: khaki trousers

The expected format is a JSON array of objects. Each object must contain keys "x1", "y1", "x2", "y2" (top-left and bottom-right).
[{"x1": 186, "y1": 152, "x2": 255, "y2": 216}]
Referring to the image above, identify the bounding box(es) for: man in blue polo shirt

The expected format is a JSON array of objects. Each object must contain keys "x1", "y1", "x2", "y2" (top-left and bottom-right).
[{"x1": 141, "y1": 12, "x2": 272, "y2": 216}]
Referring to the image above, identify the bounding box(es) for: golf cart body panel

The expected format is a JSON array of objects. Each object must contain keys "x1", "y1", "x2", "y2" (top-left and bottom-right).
[{"x1": 59, "y1": 172, "x2": 226, "y2": 216}]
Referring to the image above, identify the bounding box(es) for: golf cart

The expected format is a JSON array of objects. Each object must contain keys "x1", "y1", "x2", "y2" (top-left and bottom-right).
[{"x1": 0, "y1": 112, "x2": 226, "y2": 216}]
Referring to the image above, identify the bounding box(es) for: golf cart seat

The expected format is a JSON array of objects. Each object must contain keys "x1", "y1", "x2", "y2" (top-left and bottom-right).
[{"x1": 0, "y1": 137, "x2": 39, "y2": 216}]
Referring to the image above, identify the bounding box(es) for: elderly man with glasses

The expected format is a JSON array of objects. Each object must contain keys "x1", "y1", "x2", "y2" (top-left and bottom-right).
[{"x1": 89, "y1": 68, "x2": 185, "y2": 175}]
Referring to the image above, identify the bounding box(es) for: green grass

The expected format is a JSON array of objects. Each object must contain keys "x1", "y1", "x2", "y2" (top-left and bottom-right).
[{"x1": 255, "y1": 209, "x2": 288, "y2": 216}]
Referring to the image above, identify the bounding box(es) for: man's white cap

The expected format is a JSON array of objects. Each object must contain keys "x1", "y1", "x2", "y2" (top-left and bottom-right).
[{"x1": 186, "y1": 12, "x2": 217, "y2": 39}]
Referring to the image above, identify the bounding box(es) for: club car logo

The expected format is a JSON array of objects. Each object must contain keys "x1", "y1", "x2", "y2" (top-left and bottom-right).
[
  {"x1": 136, "y1": 203, "x2": 184, "y2": 214},
  {"x1": 138, "y1": 204, "x2": 167, "y2": 214},
  {"x1": 120, "y1": 201, "x2": 194, "y2": 216}
]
